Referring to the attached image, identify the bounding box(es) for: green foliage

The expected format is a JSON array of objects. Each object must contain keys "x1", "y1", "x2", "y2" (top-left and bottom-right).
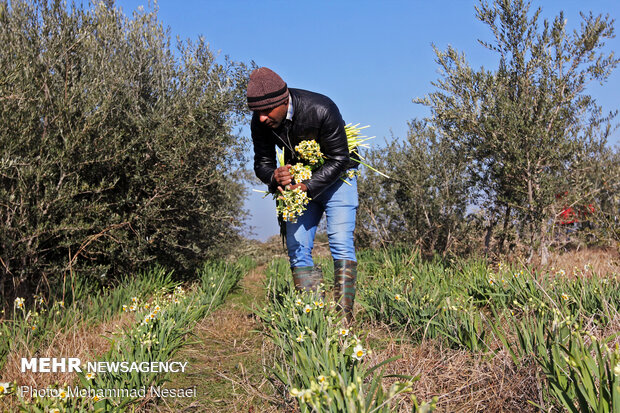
[
  {"x1": 357, "y1": 123, "x2": 473, "y2": 255},
  {"x1": 495, "y1": 311, "x2": 620, "y2": 412},
  {"x1": 0, "y1": 265, "x2": 177, "y2": 372},
  {"x1": 420, "y1": 0, "x2": 618, "y2": 260},
  {"x1": 257, "y1": 258, "x2": 435, "y2": 412},
  {"x1": 358, "y1": 250, "x2": 494, "y2": 351},
  {"x1": 358, "y1": 247, "x2": 620, "y2": 410},
  {"x1": 3, "y1": 259, "x2": 250, "y2": 412},
  {"x1": 358, "y1": 0, "x2": 619, "y2": 258},
  {"x1": 0, "y1": 0, "x2": 250, "y2": 300},
  {"x1": 565, "y1": 145, "x2": 620, "y2": 248}
]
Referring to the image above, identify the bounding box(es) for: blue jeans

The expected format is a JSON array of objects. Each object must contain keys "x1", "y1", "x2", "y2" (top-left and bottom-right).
[{"x1": 286, "y1": 175, "x2": 358, "y2": 267}]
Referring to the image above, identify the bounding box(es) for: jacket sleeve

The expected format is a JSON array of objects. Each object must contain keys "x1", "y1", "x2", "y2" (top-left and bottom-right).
[
  {"x1": 302, "y1": 104, "x2": 350, "y2": 199},
  {"x1": 251, "y1": 117, "x2": 279, "y2": 193}
]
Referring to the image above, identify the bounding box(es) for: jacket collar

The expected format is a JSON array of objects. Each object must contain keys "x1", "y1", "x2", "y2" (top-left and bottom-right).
[{"x1": 286, "y1": 95, "x2": 294, "y2": 121}]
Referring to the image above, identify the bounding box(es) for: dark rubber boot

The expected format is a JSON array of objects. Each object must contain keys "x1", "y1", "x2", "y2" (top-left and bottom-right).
[
  {"x1": 292, "y1": 265, "x2": 324, "y2": 295},
  {"x1": 333, "y1": 259, "x2": 357, "y2": 322}
]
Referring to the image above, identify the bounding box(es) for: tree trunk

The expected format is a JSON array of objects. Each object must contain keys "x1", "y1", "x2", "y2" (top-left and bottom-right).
[
  {"x1": 484, "y1": 218, "x2": 495, "y2": 255},
  {"x1": 539, "y1": 219, "x2": 549, "y2": 266},
  {"x1": 498, "y1": 206, "x2": 512, "y2": 253},
  {"x1": 484, "y1": 222, "x2": 494, "y2": 254}
]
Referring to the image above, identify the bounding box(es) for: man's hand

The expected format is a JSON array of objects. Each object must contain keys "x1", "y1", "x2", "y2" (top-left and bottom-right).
[
  {"x1": 278, "y1": 182, "x2": 307, "y2": 193},
  {"x1": 274, "y1": 165, "x2": 293, "y2": 186},
  {"x1": 274, "y1": 165, "x2": 307, "y2": 192}
]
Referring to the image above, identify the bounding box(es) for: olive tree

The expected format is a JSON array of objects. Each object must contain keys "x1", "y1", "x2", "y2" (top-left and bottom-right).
[
  {"x1": 0, "y1": 0, "x2": 249, "y2": 300},
  {"x1": 415, "y1": 0, "x2": 618, "y2": 262}
]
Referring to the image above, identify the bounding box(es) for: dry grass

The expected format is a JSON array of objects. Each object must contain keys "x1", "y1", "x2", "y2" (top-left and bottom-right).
[
  {"x1": 545, "y1": 247, "x2": 619, "y2": 276},
  {"x1": 515, "y1": 247, "x2": 620, "y2": 277},
  {"x1": 3, "y1": 247, "x2": 617, "y2": 412},
  {"x1": 235, "y1": 236, "x2": 289, "y2": 266},
  {"x1": 361, "y1": 320, "x2": 541, "y2": 413},
  {"x1": 152, "y1": 266, "x2": 286, "y2": 413},
  {"x1": 0, "y1": 312, "x2": 135, "y2": 411},
  {"x1": 358, "y1": 306, "x2": 620, "y2": 412},
  {"x1": 183, "y1": 246, "x2": 617, "y2": 413}
]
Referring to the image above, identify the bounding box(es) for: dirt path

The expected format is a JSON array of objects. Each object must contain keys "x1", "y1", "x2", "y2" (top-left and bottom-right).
[{"x1": 155, "y1": 265, "x2": 281, "y2": 413}]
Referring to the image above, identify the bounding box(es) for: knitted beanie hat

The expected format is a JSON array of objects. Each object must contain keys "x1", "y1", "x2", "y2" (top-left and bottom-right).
[{"x1": 246, "y1": 67, "x2": 289, "y2": 111}]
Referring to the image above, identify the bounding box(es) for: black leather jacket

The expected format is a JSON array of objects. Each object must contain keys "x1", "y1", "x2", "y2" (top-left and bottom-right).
[{"x1": 251, "y1": 88, "x2": 358, "y2": 199}]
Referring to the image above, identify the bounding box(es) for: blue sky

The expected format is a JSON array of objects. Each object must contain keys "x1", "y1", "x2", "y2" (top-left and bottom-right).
[{"x1": 115, "y1": 0, "x2": 620, "y2": 241}]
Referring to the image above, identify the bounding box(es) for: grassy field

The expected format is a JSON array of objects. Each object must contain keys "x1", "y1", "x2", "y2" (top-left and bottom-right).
[
  {"x1": 0, "y1": 259, "x2": 254, "y2": 412},
  {"x1": 1, "y1": 247, "x2": 618, "y2": 412}
]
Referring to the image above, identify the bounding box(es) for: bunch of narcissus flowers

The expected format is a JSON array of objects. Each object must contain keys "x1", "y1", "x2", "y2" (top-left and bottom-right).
[
  {"x1": 289, "y1": 163, "x2": 313, "y2": 181},
  {"x1": 294, "y1": 139, "x2": 324, "y2": 167},
  {"x1": 275, "y1": 154, "x2": 312, "y2": 223},
  {"x1": 276, "y1": 186, "x2": 310, "y2": 223},
  {"x1": 266, "y1": 124, "x2": 387, "y2": 223}
]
